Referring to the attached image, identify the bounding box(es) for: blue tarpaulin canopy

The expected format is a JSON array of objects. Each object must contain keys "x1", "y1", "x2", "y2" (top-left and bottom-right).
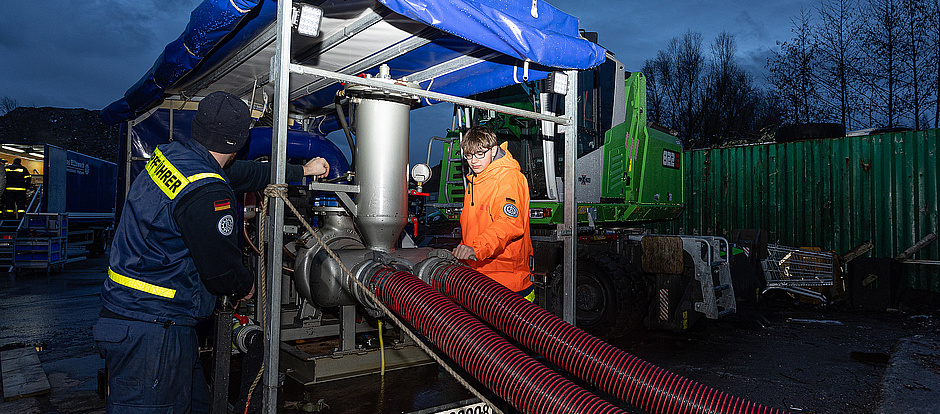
[{"x1": 101, "y1": 0, "x2": 606, "y2": 132}]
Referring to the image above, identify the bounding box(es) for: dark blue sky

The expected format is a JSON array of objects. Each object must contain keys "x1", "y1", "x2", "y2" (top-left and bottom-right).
[
  {"x1": 0, "y1": 0, "x2": 812, "y2": 110},
  {"x1": 551, "y1": 0, "x2": 813, "y2": 85},
  {"x1": 0, "y1": 0, "x2": 812, "y2": 163}
]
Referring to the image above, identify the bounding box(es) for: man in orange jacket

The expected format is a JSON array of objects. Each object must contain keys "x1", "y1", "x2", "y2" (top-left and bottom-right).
[{"x1": 452, "y1": 126, "x2": 534, "y2": 300}]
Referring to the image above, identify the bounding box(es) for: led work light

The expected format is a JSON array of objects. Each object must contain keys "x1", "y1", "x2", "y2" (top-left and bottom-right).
[
  {"x1": 545, "y1": 72, "x2": 568, "y2": 95},
  {"x1": 292, "y1": 4, "x2": 323, "y2": 37}
]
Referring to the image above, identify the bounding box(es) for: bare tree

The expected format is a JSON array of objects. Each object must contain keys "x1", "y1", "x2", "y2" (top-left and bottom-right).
[
  {"x1": 643, "y1": 32, "x2": 704, "y2": 147},
  {"x1": 750, "y1": 90, "x2": 788, "y2": 139},
  {"x1": 768, "y1": 9, "x2": 823, "y2": 124},
  {"x1": 642, "y1": 55, "x2": 668, "y2": 127},
  {"x1": 815, "y1": 0, "x2": 863, "y2": 129},
  {"x1": 933, "y1": 0, "x2": 940, "y2": 128},
  {"x1": 644, "y1": 30, "x2": 786, "y2": 147},
  {"x1": 899, "y1": 0, "x2": 932, "y2": 130},
  {"x1": 674, "y1": 31, "x2": 706, "y2": 146},
  {"x1": 0, "y1": 96, "x2": 18, "y2": 116},
  {"x1": 699, "y1": 32, "x2": 758, "y2": 145},
  {"x1": 861, "y1": 0, "x2": 905, "y2": 127}
]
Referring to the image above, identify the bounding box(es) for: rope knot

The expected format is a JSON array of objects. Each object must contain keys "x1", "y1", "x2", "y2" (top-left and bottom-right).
[{"x1": 263, "y1": 183, "x2": 288, "y2": 198}]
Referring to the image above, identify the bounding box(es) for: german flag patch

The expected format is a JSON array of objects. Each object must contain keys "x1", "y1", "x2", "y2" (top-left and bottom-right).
[
  {"x1": 214, "y1": 199, "x2": 231, "y2": 212},
  {"x1": 505, "y1": 197, "x2": 516, "y2": 204}
]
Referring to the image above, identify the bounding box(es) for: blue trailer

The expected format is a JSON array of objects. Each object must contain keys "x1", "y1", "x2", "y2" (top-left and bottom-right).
[{"x1": 0, "y1": 145, "x2": 117, "y2": 272}]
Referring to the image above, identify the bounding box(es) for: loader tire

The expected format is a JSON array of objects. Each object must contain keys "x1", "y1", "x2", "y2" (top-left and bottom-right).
[{"x1": 553, "y1": 251, "x2": 651, "y2": 340}]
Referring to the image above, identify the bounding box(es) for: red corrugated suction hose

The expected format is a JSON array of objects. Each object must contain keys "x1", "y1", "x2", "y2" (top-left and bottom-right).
[
  {"x1": 364, "y1": 267, "x2": 627, "y2": 414},
  {"x1": 424, "y1": 263, "x2": 785, "y2": 414}
]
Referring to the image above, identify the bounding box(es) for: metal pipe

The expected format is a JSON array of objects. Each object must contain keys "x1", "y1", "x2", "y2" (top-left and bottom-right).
[
  {"x1": 896, "y1": 232, "x2": 938, "y2": 260},
  {"x1": 290, "y1": 64, "x2": 570, "y2": 125},
  {"x1": 241, "y1": 127, "x2": 349, "y2": 178},
  {"x1": 334, "y1": 93, "x2": 357, "y2": 170},
  {"x1": 262, "y1": 0, "x2": 293, "y2": 411},
  {"x1": 562, "y1": 69, "x2": 578, "y2": 323}
]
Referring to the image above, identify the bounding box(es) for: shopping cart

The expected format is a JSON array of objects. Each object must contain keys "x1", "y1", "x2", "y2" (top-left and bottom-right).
[{"x1": 760, "y1": 244, "x2": 835, "y2": 303}]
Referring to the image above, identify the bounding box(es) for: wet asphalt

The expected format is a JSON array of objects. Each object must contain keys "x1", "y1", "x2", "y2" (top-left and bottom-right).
[
  {"x1": 1, "y1": 252, "x2": 108, "y2": 413},
  {"x1": 1, "y1": 251, "x2": 937, "y2": 413}
]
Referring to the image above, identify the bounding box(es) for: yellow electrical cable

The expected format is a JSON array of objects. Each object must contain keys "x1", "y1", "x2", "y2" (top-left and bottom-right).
[{"x1": 378, "y1": 319, "x2": 386, "y2": 376}]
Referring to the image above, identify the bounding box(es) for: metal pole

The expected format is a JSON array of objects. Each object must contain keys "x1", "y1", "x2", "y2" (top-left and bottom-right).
[
  {"x1": 289, "y1": 64, "x2": 569, "y2": 126},
  {"x1": 262, "y1": 0, "x2": 292, "y2": 411},
  {"x1": 561, "y1": 70, "x2": 578, "y2": 324},
  {"x1": 210, "y1": 308, "x2": 233, "y2": 414},
  {"x1": 124, "y1": 121, "x2": 134, "y2": 197}
]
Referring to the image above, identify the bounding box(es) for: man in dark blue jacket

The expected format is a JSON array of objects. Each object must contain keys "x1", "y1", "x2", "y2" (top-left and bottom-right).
[{"x1": 94, "y1": 91, "x2": 329, "y2": 413}]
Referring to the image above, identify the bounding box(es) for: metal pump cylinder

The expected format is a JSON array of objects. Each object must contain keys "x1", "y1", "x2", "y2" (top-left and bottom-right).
[{"x1": 347, "y1": 73, "x2": 418, "y2": 252}]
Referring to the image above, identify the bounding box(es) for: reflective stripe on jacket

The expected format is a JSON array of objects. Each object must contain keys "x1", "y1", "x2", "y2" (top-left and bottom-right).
[
  {"x1": 4, "y1": 164, "x2": 30, "y2": 189},
  {"x1": 459, "y1": 142, "x2": 533, "y2": 292},
  {"x1": 102, "y1": 140, "x2": 227, "y2": 325}
]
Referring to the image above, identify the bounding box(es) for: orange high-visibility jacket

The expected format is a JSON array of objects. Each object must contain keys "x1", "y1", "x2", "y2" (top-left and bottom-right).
[{"x1": 459, "y1": 142, "x2": 533, "y2": 292}]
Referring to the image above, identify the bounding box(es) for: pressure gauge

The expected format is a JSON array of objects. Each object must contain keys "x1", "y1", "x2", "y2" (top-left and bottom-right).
[{"x1": 411, "y1": 163, "x2": 431, "y2": 184}]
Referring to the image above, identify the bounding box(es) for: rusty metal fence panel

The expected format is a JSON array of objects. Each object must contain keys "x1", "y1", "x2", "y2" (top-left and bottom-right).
[{"x1": 649, "y1": 129, "x2": 939, "y2": 292}]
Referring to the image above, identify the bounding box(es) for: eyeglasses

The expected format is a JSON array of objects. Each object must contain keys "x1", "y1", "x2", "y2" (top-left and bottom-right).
[{"x1": 464, "y1": 147, "x2": 492, "y2": 160}]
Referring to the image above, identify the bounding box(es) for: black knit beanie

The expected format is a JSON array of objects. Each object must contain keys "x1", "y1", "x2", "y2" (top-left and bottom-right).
[{"x1": 191, "y1": 91, "x2": 251, "y2": 153}]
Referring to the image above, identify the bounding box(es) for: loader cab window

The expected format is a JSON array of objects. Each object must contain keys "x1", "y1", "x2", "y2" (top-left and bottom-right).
[
  {"x1": 553, "y1": 65, "x2": 605, "y2": 179},
  {"x1": 577, "y1": 69, "x2": 601, "y2": 157},
  {"x1": 473, "y1": 109, "x2": 549, "y2": 199}
]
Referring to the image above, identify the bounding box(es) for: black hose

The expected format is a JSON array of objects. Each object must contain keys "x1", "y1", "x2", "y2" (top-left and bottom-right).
[{"x1": 334, "y1": 93, "x2": 356, "y2": 170}]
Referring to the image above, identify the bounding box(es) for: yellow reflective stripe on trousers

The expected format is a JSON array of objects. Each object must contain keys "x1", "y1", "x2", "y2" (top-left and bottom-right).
[
  {"x1": 5, "y1": 187, "x2": 26, "y2": 191},
  {"x1": 145, "y1": 148, "x2": 223, "y2": 199},
  {"x1": 108, "y1": 268, "x2": 176, "y2": 299}
]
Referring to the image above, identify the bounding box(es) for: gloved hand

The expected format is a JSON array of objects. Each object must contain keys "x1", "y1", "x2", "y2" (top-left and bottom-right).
[{"x1": 452, "y1": 244, "x2": 478, "y2": 261}]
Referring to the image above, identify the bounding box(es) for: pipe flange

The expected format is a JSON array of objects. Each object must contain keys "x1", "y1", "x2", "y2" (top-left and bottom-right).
[
  {"x1": 232, "y1": 322, "x2": 262, "y2": 354},
  {"x1": 350, "y1": 258, "x2": 389, "y2": 318},
  {"x1": 413, "y1": 249, "x2": 464, "y2": 286},
  {"x1": 345, "y1": 84, "x2": 420, "y2": 106},
  {"x1": 344, "y1": 68, "x2": 421, "y2": 106},
  {"x1": 308, "y1": 206, "x2": 349, "y2": 214}
]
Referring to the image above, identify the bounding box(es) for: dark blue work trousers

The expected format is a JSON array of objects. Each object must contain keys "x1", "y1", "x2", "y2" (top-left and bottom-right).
[{"x1": 94, "y1": 317, "x2": 209, "y2": 413}]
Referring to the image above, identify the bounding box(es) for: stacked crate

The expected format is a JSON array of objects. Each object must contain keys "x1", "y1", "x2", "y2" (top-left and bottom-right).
[{"x1": 13, "y1": 213, "x2": 68, "y2": 272}]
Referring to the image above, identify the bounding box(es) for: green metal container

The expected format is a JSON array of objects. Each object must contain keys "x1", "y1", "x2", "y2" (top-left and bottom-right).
[{"x1": 650, "y1": 129, "x2": 940, "y2": 292}]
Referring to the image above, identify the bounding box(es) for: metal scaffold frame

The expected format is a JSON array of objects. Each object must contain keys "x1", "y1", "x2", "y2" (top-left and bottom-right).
[{"x1": 261, "y1": 2, "x2": 581, "y2": 411}]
